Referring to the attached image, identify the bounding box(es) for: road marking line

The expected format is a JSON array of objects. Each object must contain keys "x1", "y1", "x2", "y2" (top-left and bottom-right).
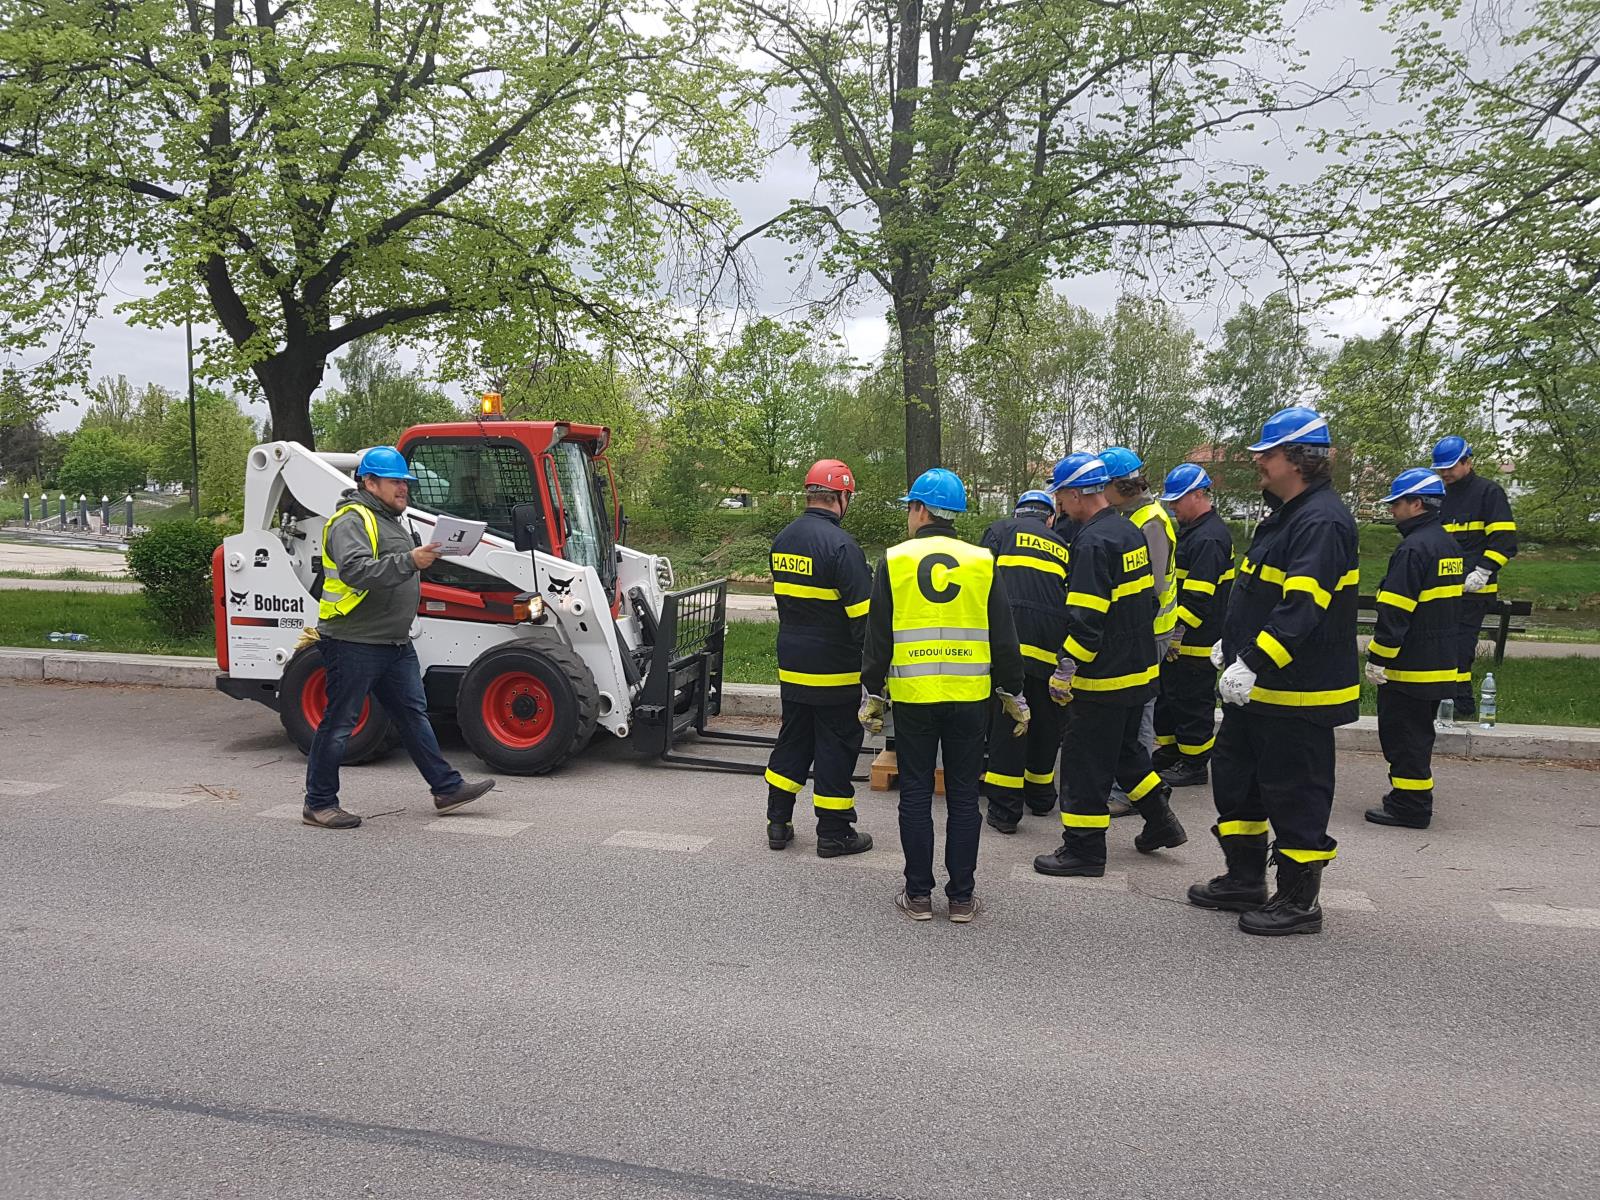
[
  {"x1": 1009, "y1": 863, "x2": 1129, "y2": 892},
  {"x1": 102, "y1": 792, "x2": 197, "y2": 809},
  {"x1": 424, "y1": 817, "x2": 534, "y2": 838},
  {"x1": 1321, "y1": 887, "x2": 1377, "y2": 913},
  {"x1": 0, "y1": 780, "x2": 61, "y2": 796},
  {"x1": 256, "y1": 803, "x2": 305, "y2": 820},
  {"x1": 1492, "y1": 902, "x2": 1600, "y2": 930},
  {"x1": 603, "y1": 829, "x2": 712, "y2": 853}
]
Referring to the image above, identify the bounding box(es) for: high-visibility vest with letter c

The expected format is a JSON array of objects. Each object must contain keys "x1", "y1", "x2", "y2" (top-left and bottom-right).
[
  {"x1": 885, "y1": 534, "x2": 995, "y2": 704},
  {"x1": 318, "y1": 504, "x2": 381, "y2": 620}
]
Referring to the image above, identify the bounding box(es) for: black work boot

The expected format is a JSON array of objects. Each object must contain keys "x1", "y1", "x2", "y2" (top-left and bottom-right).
[
  {"x1": 1132, "y1": 786, "x2": 1188, "y2": 854},
  {"x1": 1239, "y1": 857, "x2": 1325, "y2": 936},
  {"x1": 985, "y1": 793, "x2": 1022, "y2": 834},
  {"x1": 767, "y1": 820, "x2": 795, "y2": 849},
  {"x1": 817, "y1": 829, "x2": 873, "y2": 858},
  {"x1": 1033, "y1": 831, "x2": 1106, "y2": 877},
  {"x1": 1159, "y1": 757, "x2": 1209, "y2": 789},
  {"x1": 1365, "y1": 797, "x2": 1430, "y2": 829},
  {"x1": 1187, "y1": 826, "x2": 1268, "y2": 911},
  {"x1": 1152, "y1": 744, "x2": 1181, "y2": 771}
]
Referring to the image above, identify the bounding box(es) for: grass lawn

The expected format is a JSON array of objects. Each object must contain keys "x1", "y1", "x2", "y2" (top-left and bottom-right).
[
  {"x1": 0, "y1": 568, "x2": 129, "y2": 582},
  {"x1": 0, "y1": 590, "x2": 212, "y2": 656},
  {"x1": 722, "y1": 621, "x2": 1599, "y2": 727}
]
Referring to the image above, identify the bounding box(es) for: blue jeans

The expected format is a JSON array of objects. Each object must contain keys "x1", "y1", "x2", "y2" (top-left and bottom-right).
[
  {"x1": 304, "y1": 638, "x2": 463, "y2": 809},
  {"x1": 893, "y1": 699, "x2": 987, "y2": 902}
]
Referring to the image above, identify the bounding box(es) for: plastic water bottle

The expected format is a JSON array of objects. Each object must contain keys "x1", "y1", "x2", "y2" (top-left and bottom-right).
[
  {"x1": 1478, "y1": 673, "x2": 1497, "y2": 730},
  {"x1": 47, "y1": 631, "x2": 90, "y2": 643},
  {"x1": 1437, "y1": 698, "x2": 1455, "y2": 729}
]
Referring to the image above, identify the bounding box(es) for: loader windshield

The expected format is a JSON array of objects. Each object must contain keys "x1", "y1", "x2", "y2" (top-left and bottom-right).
[{"x1": 549, "y1": 442, "x2": 615, "y2": 586}]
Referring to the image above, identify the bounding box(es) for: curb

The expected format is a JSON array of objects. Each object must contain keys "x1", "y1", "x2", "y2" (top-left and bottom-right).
[{"x1": 4, "y1": 649, "x2": 1597, "y2": 762}]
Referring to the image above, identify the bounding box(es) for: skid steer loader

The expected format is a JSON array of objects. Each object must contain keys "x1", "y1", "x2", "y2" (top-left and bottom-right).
[{"x1": 213, "y1": 414, "x2": 769, "y2": 775}]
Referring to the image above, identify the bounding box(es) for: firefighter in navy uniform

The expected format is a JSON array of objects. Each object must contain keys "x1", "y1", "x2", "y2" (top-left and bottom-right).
[
  {"x1": 1364, "y1": 468, "x2": 1464, "y2": 829},
  {"x1": 979, "y1": 490, "x2": 1072, "y2": 833},
  {"x1": 763, "y1": 459, "x2": 875, "y2": 857},
  {"x1": 1152, "y1": 464, "x2": 1234, "y2": 789},
  {"x1": 1433, "y1": 436, "x2": 1517, "y2": 717},
  {"x1": 1187, "y1": 407, "x2": 1360, "y2": 937},
  {"x1": 1033, "y1": 453, "x2": 1187, "y2": 878}
]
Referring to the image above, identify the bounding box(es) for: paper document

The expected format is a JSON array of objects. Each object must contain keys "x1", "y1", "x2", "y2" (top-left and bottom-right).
[{"x1": 428, "y1": 516, "x2": 487, "y2": 556}]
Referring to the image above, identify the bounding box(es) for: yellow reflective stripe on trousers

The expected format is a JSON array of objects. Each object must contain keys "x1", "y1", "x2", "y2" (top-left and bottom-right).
[
  {"x1": 1248, "y1": 684, "x2": 1361, "y2": 707},
  {"x1": 1067, "y1": 590, "x2": 1110, "y2": 613},
  {"x1": 813, "y1": 794, "x2": 855, "y2": 810},
  {"x1": 1127, "y1": 772, "x2": 1162, "y2": 802},
  {"x1": 984, "y1": 771, "x2": 1024, "y2": 789},
  {"x1": 1218, "y1": 819, "x2": 1269, "y2": 837},
  {"x1": 1383, "y1": 667, "x2": 1458, "y2": 684},
  {"x1": 1389, "y1": 775, "x2": 1433, "y2": 791},
  {"x1": 1024, "y1": 769, "x2": 1056, "y2": 785},
  {"x1": 774, "y1": 581, "x2": 842, "y2": 601},
  {"x1": 1155, "y1": 734, "x2": 1177, "y2": 746},
  {"x1": 1178, "y1": 736, "x2": 1215, "y2": 755},
  {"x1": 1279, "y1": 846, "x2": 1338, "y2": 863},
  {"x1": 777, "y1": 668, "x2": 862, "y2": 687},
  {"x1": 1375, "y1": 589, "x2": 1417, "y2": 613},
  {"x1": 1075, "y1": 664, "x2": 1159, "y2": 692},
  {"x1": 1256, "y1": 630, "x2": 1293, "y2": 668},
  {"x1": 1021, "y1": 643, "x2": 1059, "y2": 665},
  {"x1": 1062, "y1": 811, "x2": 1111, "y2": 829},
  {"x1": 844, "y1": 598, "x2": 871, "y2": 618},
  {"x1": 765, "y1": 768, "x2": 803, "y2": 794},
  {"x1": 997, "y1": 554, "x2": 1065, "y2": 577}
]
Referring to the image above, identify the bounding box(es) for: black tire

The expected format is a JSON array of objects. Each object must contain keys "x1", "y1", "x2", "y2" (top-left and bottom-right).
[
  {"x1": 277, "y1": 643, "x2": 394, "y2": 764},
  {"x1": 456, "y1": 635, "x2": 600, "y2": 775}
]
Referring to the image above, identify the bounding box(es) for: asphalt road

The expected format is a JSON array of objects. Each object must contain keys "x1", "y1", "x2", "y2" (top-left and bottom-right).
[{"x1": 2, "y1": 681, "x2": 1597, "y2": 1200}]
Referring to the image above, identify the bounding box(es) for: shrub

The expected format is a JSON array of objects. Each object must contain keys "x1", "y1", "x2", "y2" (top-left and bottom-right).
[{"x1": 127, "y1": 520, "x2": 225, "y2": 635}]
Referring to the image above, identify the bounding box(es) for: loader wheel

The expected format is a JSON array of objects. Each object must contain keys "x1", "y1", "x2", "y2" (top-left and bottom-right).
[
  {"x1": 457, "y1": 637, "x2": 600, "y2": 775},
  {"x1": 278, "y1": 644, "x2": 393, "y2": 764}
]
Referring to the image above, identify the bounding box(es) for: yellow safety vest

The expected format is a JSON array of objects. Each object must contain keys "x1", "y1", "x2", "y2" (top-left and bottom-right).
[
  {"x1": 885, "y1": 534, "x2": 995, "y2": 704},
  {"x1": 318, "y1": 504, "x2": 381, "y2": 621},
  {"x1": 1130, "y1": 501, "x2": 1179, "y2": 636}
]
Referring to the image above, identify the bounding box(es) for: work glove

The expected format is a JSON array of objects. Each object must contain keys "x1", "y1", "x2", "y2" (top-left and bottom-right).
[
  {"x1": 1218, "y1": 660, "x2": 1257, "y2": 707},
  {"x1": 1364, "y1": 659, "x2": 1389, "y2": 687},
  {"x1": 859, "y1": 693, "x2": 889, "y2": 735},
  {"x1": 1464, "y1": 567, "x2": 1492, "y2": 593},
  {"x1": 1209, "y1": 640, "x2": 1226, "y2": 670},
  {"x1": 1165, "y1": 625, "x2": 1186, "y2": 662},
  {"x1": 1048, "y1": 659, "x2": 1077, "y2": 706},
  {"x1": 997, "y1": 688, "x2": 1031, "y2": 737}
]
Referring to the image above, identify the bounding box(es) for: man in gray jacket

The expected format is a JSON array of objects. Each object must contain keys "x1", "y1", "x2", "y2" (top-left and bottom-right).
[{"x1": 303, "y1": 446, "x2": 495, "y2": 829}]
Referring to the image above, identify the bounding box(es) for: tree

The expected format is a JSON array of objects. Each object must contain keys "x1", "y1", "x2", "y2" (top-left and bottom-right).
[
  {"x1": 311, "y1": 340, "x2": 460, "y2": 451},
  {"x1": 742, "y1": 0, "x2": 1350, "y2": 485},
  {"x1": 0, "y1": 0, "x2": 748, "y2": 445},
  {"x1": 79, "y1": 376, "x2": 175, "y2": 447},
  {"x1": 0, "y1": 370, "x2": 64, "y2": 487},
  {"x1": 1099, "y1": 296, "x2": 1203, "y2": 474},
  {"x1": 56, "y1": 427, "x2": 149, "y2": 498},
  {"x1": 1200, "y1": 293, "x2": 1322, "y2": 485},
  {"x1": 716, "y1": 317, "x2": 834, "y2": 493},
  {"x1": 151, "y1": 387, "x2": 260, "y2": 516},
  {"x1": 1325, "y1": 0, "x2": 1600, "y2": 532}
]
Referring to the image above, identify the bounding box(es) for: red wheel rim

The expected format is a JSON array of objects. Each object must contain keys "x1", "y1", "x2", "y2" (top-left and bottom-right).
[
  {"x1": 481, "y1": 672, "x2": 554, "y2": 749},
  {"x1": 302, "y1": 666, "x2": 371, "y2": 735}
]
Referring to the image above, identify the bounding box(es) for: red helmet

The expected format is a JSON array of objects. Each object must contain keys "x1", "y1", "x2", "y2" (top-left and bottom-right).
[{"x1": 804, "y1": 459, "x2": 856, "y2": 494}]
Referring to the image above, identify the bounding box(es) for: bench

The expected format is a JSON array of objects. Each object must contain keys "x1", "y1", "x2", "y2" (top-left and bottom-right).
[{"x1": 1355, "y1": 594, "x2": 1532, "y2": 665}]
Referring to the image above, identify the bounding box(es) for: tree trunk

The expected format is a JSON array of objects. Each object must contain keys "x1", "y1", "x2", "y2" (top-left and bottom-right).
[
  {"x1": 896, "y1": 303, "x2": 941, "y2": 487},
  {"x1": 253, "y1": 349, "x2": 327, "y2": 450}
]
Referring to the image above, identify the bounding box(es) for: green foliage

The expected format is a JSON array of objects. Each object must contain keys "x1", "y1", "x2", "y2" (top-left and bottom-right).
[
  {"x1": 148, "y1": 388, "x2": 260, "y2": 517},
  {"x1": 312, "y1": 340, "x2": 460, "y2": 451},
  {"x1": 56, "y1": 427, "x2": 148, "y2": 499},
  {"x1": 126, "y1": 520, "x2": 225, "y2": 636}
]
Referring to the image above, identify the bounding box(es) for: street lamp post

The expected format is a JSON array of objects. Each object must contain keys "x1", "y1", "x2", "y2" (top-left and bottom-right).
[{"x1": 186, "y1": 319, "x2": 201, "y2": 516}]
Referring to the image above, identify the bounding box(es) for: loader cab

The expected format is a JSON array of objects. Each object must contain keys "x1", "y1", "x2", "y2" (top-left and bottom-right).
[{"x1": 397, "y1": 420, "x2": 620, "y2": 599}]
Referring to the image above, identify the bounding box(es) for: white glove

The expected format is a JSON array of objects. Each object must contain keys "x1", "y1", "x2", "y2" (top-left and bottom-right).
[
  {"x1": 1464, "y1": 567, "x2": 1492, "y2": 593},
  {"x1": 1209, "y1": 640, "x2": 1226, "y2": 670},
  {"x1": 1219, "y1": 660, "x2": 1257, "y2": 706},
  {"x1": 1364, "y1": 659, "x2": 1388, "y2": 687}
]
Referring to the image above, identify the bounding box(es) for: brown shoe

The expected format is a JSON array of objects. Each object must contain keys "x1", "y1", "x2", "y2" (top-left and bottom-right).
[
  {"x1": 302, "y1": 805, "x2": 362, "y2": 829},
  {"x1": 433, "y1": 778, "x2": 495, "y2": 813},
  {"x1": 895, "y1": 890, "x2": 933, "y2": 921},
  {"x1": 948, "y1": 896, "x2": 981, "y2": 924}
]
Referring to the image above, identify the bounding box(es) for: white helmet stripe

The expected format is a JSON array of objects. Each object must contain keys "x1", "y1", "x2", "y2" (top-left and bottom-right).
[
  {"x1": 1262, "y1": 415, "x2": 1327, "y2": 448},
  {"x1": 1063, "y1": 458, "x2": 1106, "y2": 486}
]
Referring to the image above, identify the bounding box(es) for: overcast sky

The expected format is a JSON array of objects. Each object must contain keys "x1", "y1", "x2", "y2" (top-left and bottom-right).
[{"x1": 57, "y1": 0, "x2": 1414, "y2": 431}]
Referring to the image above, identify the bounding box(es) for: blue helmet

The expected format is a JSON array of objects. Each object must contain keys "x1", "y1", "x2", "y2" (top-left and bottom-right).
[
  {"x1": 1380, "y1": 467, "x2": 1445, "y2": 504},
  {"x1": 1098, "y1": 446, "x2": 1144, "y2": 479},
  {"x1": 355, "y1": 445, "x2": 418, "y2": 483},
  {"x1": 1015, "y1": 489, "x2": 1055, "y2": 512},
  {"x1": 900, "y1": 467, "x2": 968, "y2": 514},
  {"x1": 1159, "y1": 463, "x2": 1212, "y2": 502},
  {"x1": 1432, "y1": 435, "x2": 1472, "y2": 469},
  {"x1": 1248, "y1": 406, "x2": 1331, "y2": 453},
  {"x1": 1051, "y1": 452, "x2": 1110, "y2": 493}
]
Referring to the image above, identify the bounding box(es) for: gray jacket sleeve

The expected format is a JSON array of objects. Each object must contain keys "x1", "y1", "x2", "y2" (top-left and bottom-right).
[
  {"x1": 328, "y1": 511, "x2": 418, "y2": 591},
  {"x1": 1142, "y1": 519, "x2": 1172, "y2": 599}
]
